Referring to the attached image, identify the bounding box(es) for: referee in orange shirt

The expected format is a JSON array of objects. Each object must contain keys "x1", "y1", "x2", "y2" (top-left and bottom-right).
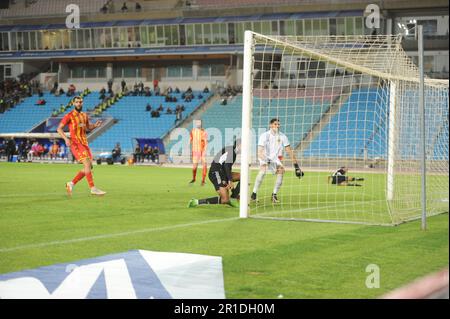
[
  {"x1": 189, "y1": 120, "x2": 208, "y2": 186},
  {"x1": 57, "y1": 96, "x2": 106, "y2": 196}
]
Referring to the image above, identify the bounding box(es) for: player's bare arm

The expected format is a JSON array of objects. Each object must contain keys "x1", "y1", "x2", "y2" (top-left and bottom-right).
[
  {"x1": 88, "y1": 120, "x2": 102, "y2": 130},
  {"x1": 56, "y1": 123, "x2": 71, "y2": 147}
]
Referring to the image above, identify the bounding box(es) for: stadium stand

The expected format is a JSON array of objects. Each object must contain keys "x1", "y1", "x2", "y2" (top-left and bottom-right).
[
  {"x1": 190, "y1": 0, "x2": 363, "y2": 9},
  {"x1": 89, "y1": 91, "x2": 211, "y2": 152},
  {"x1": 302, "y1": 88, "x2": 388, "y2": 159},
  {"x1": 0, "y1": 93, "x2": 75, "y2": 133},
  {"x1": 0, "y1": 0, "x2": 179, "y2": 18},
  {"x1": 193, "y1": 90, "x2": 333, "y2": 150},
  {"x1": 0, "y1": 0, "x2": 100, "y2": 18}
]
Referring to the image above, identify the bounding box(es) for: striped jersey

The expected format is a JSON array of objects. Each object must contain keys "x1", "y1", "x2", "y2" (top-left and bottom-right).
[
  {"x1": 190, "y1": 128, "x2": 207, "y2": 152},
  {"x1": 60, "y1": 110, "x2": 90, "y2": 145}
]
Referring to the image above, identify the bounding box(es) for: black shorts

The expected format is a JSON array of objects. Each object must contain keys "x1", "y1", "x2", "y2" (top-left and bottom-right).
[
  {"x1": 332, "y1": 175, "x2": 347, "y2": 185},
  {"x1": 209, "y1": 169, "x2": 229, "y2": 191}
]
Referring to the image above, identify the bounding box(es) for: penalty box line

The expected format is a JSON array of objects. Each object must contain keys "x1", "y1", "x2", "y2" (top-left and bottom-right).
[{"x1": 0, "y1": 216, "x2": 239, "y2": 253}]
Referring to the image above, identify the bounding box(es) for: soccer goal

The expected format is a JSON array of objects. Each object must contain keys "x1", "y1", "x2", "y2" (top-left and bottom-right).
[{"x1": 239, "y1": 31, "x2": 449, "y2": 226}]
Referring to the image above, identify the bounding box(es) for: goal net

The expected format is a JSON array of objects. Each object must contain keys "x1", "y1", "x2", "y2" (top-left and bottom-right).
[{"x1": 239, "y1": 31, "x2": 449, "y2": 226}]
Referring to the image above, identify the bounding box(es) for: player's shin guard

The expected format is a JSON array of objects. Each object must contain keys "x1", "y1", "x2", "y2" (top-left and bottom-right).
[
  {"x1": 198, "y1": 197, "x2": 220, "y2": 205},
  {"x1": 72, "y1": 171, "x2": 85, "y2": 185},
  {"x1": 86, "y1": 172, "x2": 95, "y2": 188},
  {"x1": 231, "y1": 182, "x2": 240, "y2": 199},
  {"x1": 253, "y1": 171, "x2": 266, "y2": 194},
  {"x1": 273, "y1": 174, "x2": 283, "y2": 195}
]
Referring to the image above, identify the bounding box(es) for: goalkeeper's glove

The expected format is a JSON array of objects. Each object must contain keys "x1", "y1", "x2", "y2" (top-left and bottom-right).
[{"x1": 294, "y1": 163, "x2": 304, "y2": 178}]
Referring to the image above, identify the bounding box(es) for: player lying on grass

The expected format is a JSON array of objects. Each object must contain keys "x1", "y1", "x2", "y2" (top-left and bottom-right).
[
  {"x1": 328, "y1": 167, "x2": 364, "y2": 186},
  {"x1": 188, "y1": 139, "x2": 241, "y2": 208},
  {"x1": 57, "y1": 96, "x2": 106, "y2": 196}
]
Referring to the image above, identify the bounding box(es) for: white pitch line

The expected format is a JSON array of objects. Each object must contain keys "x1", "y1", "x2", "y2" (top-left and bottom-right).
[
  {"x1": 0, "y1": 216, "x2": 239, "y2": 253},
  {"x1": 0, "y1": 193, "x2": 62, "y2": 198}
]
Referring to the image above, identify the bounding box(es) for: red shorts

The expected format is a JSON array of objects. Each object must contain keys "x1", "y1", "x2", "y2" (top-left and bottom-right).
[
  {"x1": 70, "y1": 143, "x2": 93, "y2": 162},
  {"x1": 192, "y1": 150, "x2": 206, "y2": 164}
]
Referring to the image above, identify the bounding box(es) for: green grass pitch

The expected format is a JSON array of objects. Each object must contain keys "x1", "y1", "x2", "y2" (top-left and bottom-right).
[{"x1": 0, "y1": 162, "x2": 448, "y2": 298}]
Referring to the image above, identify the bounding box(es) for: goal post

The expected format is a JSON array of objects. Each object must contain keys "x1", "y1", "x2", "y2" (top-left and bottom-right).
[{"x1": 240, "y1": 31, "x2": 449, "y2": 225}]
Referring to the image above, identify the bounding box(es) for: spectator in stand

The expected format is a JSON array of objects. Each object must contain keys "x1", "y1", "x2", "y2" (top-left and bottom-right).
[
  {"x1": 43, "y1": 144, "x2": 50, "y2": 159},
  {"x1": 51, "y1": 82, "x2": 58, "y2": 95},
  {"x1": 36, "y1": 143, "x2": 44, "y2": 159},
  {"x1": 59, "y1": 87, "x2": 65, "y2": 96},
  {"x1": 6, "y1": 138, "x2": 16, "y2": 162},
  {"x1": 144, "y1": 87, "x2": 152, "y2": 96},
  {"x1": 133, "y1": 143, "x2": 142, "y2": 163},
  {"x1": 146, "y1": 104, "x2": 152, "y2": 112},
  {"x1": 121, "y1": 79, "x2": 127, "y2": 92},
  {"x1": 203, "y1": 86, "x2": 210, "y2": 93},
  {"x1": 151, "y1": 110, "x2": 160, "y2": 118},
  {"x1": 154, "y1": 85, "x2": 160, "y2": 96},
  {"x1": 0, "y1": 140, "x2": 5, "y2": 159},
  {"x1": 52, "y1": 109, "x2": 58, "y2": 117},
  {"x1": 107, "y1": 79, "x2": 113, "y2": 91},
  {"x1": 152, "y1": 146, "x2": 160, "y2": 164},
  {"x1": 167, "y1": 86, "x2": 173, "y2": 94},
  {"x1": 153, "y1": 79, "x2": 159, "y2": 90},
  {"x1": 67, "y1": 84, "x2": 76, "y2": 97},
  {"x1": 175, "y1": 87, "x2": 180, "y2": 94},
  {"x1": 121, "y1": 2, "x2": 128, "y2": 12},
  {"x1": 157, "y1": 104, "x2": 164, "y2": 112},
  {"x1": 50, "y1": 141, "x2": 60, "y2": 160},
  {"x1": 100, "y1": 4, "x2": 108, "y2": 13},
  {"x1": 135, "y1": 2, "x2": 142, "y2": 11},
  {"x1": 175, "y1": 109, "x2": 182, "y2": 125},
  {"x1": 18, "y1": 140, "x2": 27, "y2": 161},
  {"x1": 142, "y1": 144, "x2": 150, "y2": 162},
  {"x1": 166, "y1": 107, "x2": 173, "y2": 114},
  {"x1": 100, "y1": 87, "x2": 106, "y2": 95},
  {"x1": 27, "y1": 141, "x2": 37, "y2": 161},
  {"x1": 59, "y1": 144, "x2": 66, "y2": 160},
  {"x1": 112, "y1": 143, "x2": 121, "y2": 162},
  {"x1": 38, "y1": 89, "x2": 43, "y2": 97},
  {"x1": 36, "y1": 98, "x2": 46, "y2": 105}
]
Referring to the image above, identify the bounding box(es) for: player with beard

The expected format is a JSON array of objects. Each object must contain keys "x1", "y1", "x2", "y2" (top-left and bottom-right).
[{"x1": 57, "y1": 96, "x2": 106, "y2": 196}]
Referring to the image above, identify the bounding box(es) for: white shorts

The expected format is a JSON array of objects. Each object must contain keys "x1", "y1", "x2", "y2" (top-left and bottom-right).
[{"x1": 259, "y1": 159, "x2": 283, "y2": 174}]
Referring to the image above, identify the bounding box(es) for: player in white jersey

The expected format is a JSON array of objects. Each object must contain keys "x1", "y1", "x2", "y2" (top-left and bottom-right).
[{"x1": 251, "y1": 118, "x2": 304, "y2": 203}]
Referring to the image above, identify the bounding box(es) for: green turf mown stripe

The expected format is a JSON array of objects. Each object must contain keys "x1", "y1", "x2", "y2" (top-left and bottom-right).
[{"x1": 0, "y1": 217, "x2": 239, "y2": 253}]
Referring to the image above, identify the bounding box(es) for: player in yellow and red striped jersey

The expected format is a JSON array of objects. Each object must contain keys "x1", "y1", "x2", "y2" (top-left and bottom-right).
[
  {"x1": 57, "y1": 96, "x2": 106, "y2": 196},
  {"x1": 189, "y1": 120, "x2": 208, "y2": 186}
]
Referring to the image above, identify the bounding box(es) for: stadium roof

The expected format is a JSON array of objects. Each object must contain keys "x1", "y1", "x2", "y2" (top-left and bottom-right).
[{"x1": 0, "y1": 10, "x2": 361, "y2": 31}]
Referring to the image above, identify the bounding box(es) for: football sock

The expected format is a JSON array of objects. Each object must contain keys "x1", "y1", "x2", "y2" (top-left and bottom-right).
[
  {"x1": 198, "y1": 197, "x2": 220, "y2": 205},
  {"x1": 86, "y1": 172, "x2": 95, "y2": 188},
  {"x1": 192, "y1": 167, "x2": 197, "y2": 181},
  {"x1": 231, "y1": 182, "x2": 240, "y2": 198},
  {"x1": 72, "y1": 171, "x2": 85, "y2": 185},
  {"x1": 253, "y1": 170, "x2": 266, "y2": 194},
  {"x1": 273, "y1": 174, "x2": 283, "y2": 194},
  {"x1": 202, "y1": 165, "x2": 207, "y2": 183}
]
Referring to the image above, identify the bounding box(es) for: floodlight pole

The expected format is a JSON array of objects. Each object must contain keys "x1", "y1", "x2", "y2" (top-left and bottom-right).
[{"x1": 418, "y1": 25, "x2": 427, "y2": 231}]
